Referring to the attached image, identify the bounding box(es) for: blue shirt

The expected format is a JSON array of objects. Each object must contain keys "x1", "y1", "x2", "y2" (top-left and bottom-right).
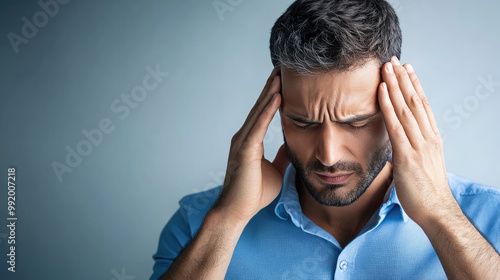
[{"x1": 150, "y1": 164, "x2": 500, "y2": 279}]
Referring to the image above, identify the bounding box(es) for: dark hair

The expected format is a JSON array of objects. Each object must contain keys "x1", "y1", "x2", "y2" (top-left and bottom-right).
[{"x1": 269, "y1": 0, "x2": 402, "y2": 74}]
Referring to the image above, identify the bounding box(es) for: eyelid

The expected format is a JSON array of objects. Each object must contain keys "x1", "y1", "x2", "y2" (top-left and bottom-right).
[
  {"x1": 339, "y1": 113, "x2": 380, "y2": 124},
  {"x1": 347, "y1": 122, "x2": 369, "y2": 130},
  {"x1": 347, "y1": 121, "x2": 369, "y2": 126},
  {"x1": 292, "y1": 120, "x2": 311, "y2": 127}
]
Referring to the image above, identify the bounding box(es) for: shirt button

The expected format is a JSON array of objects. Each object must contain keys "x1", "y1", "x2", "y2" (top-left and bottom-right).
[{"x1": 339, "y1": 260, "x2": 348, "y2": 270}]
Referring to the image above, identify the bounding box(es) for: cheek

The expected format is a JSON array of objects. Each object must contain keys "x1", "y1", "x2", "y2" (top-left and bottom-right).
[
  {"x1": 282, "y1": 122, "x2": 315, "y2": 159},
  {"x1": 348, "y1": 121, "x2": 389, "y2": 160},
  {"x1": 338, "y1": 120, "x2": 390, "y2": 165}
]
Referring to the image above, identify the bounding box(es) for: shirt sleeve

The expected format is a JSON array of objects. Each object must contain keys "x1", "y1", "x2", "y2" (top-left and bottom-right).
[
  {"x1": 459, "y1": 188, "x2": 500, "y2": 251},
  {"x1": 149, "y1": 208, "x2": 193, "y2": 280}
]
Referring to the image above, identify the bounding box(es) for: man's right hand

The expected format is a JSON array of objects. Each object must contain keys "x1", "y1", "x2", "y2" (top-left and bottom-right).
[
  {"x1": 213, "y1": 67, "x2": 290, "y2": 225},
  {"x1": 161, "y1": 68, "x2": 290, "y2": 280}
]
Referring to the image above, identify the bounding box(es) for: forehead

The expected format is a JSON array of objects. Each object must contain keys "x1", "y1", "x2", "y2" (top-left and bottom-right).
[{"x1": 280, "y1": 59, "x2": 382, "y2": 118}]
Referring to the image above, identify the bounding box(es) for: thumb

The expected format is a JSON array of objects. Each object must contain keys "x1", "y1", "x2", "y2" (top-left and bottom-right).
[{"x1": 272, "y1": 144, "x2": 290, "y2": 177}]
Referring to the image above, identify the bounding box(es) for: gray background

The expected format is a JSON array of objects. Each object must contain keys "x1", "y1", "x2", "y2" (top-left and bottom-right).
[{"x1": 1, "y1": 0, "x2": 499, "y2": 279}]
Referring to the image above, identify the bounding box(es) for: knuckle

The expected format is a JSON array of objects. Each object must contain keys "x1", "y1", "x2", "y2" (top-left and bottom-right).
[
  {"x1": 432, "y1": 135, "x2": 443, "y2": 147},
  {"x1": 231, "y1": 133, "x2": 240, "y2": 144},
  {"x1": 389, "y1": 82, "x2": 401, "y2": 93},
  {"x1": 392, "y1": 123, "x2": 405, "y2": 135},
  {"x1": 424, "y1": 135, "x2": 442, "y2": 150},
  {"x1": 401, "y1": 105, "x2": 413, "y2": 118},
  {"x1": 410, "y1": 74, "x2": 421, "y2": 86},
  {"x1": 420, "y1": 96, "x2": 431, "y2": 107},
  {"x1": 410, "y1": 93, "x2": 422, "y2": 107},
  {"x1": 248, "y1": 106, "x2": 258, "y2": 118},
  {"x1": 395, "y1": 66, "x2": 409, "y2": 79}
]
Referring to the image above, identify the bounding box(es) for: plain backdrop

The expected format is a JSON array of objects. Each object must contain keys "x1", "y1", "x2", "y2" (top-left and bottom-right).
[{"x1": 1, "y1": 0, "x2": 499, "y2": 279}]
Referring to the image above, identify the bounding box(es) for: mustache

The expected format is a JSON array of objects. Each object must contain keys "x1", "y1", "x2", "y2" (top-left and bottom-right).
[
  {"x1": 305, "y1": 160, "x2": 363, "y2": 174},
  {"x1": 283, "y1": 136, "x2": 364, "y2": 175}
]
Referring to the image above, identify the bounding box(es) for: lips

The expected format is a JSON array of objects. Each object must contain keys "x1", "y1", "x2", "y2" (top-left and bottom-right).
[{"x1": 314, "y1": 172, "x2": 353, "y2": 184}]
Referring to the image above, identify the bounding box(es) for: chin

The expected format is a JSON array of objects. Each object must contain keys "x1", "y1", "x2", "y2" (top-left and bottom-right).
[{"x1": 305, "y1": 175, "x2": 368, "y2": 207}]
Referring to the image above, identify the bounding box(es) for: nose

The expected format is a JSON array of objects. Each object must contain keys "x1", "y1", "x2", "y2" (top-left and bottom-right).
[{"x1": 315, "y1": 123, "x2": 344, "y2": 167}]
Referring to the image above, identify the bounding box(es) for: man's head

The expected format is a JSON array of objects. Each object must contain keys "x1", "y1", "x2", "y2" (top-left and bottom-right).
[{"x1": 269, "y1": 0, "x2": 401, "y2": 206}]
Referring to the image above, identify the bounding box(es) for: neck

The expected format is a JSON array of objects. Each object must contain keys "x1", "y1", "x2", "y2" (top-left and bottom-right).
[{"x1": 297, "y1": 162, "x2": 393, "y2": 248}]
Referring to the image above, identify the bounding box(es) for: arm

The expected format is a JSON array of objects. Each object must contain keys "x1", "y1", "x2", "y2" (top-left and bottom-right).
[
  {"x1": 420, "y1": 199, "x2": 500, "y2": 280},
  {"x1": 378, "y1": 56, "x2": 500, "y2": 279},
  {"x1": 159, "y1": 208, "x2": 247, "y2": 279},
  {"x1": 160, "y1": 67, "x2": 289, "y2": 279}
]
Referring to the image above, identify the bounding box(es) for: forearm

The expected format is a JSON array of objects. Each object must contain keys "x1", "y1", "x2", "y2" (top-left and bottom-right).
[
  {"x1": 420, "y1": 200, "x2": 500, "y2": 279},
  {"x1": 160, "y1": 208, "x2": 248, "y2": 280}
]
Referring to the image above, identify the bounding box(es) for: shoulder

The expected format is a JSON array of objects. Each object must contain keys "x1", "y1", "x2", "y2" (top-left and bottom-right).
[
  {"x1": 179, "y1": 185, "x2": 222, "y2": 213},
  {"x1": 178, "y1": 186, "x2": 222, "y2": 235},
  {"x1": 447, "y1": 173, "x2": 500, "y2": 199},
  {"x1": 447, "y1": 173, "x2": 500, "y2": 247},
  {"x1": 150, "y1": 186, "x2": 222, "y2": 279}
]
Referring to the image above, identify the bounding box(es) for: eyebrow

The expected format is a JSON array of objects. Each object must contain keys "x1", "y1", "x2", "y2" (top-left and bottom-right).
[{"x1": 285, "y1": 112, "x2": 380, "y2": 124}]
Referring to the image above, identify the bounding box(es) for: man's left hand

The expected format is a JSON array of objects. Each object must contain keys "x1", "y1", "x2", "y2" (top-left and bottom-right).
[{"x1": 378, "y1": 56, "x2": 458, "y2": 225}]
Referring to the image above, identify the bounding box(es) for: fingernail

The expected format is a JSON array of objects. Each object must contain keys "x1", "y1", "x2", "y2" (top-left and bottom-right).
[
  {"x1": 386, "y1": 63, "x2": 393, "y2": 73},
  {"x1": 391, "y1": 56, "x2": 401, "y2": 66},
  {"x1": 406, "y1": 64, "x2": 414, "y2": 73}
]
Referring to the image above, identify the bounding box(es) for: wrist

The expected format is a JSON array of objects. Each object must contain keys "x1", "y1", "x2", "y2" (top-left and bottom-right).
[
  {"x1": 416, "y1": 198, "x2": 464, "y2": 236},
  {"x1": 206, "y1": 205, "x2": 251, "y2": 234}
]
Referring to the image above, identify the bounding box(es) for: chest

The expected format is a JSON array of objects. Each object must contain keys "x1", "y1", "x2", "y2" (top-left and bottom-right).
[{"x1": 225, "y1": 217, "x2": 447, "y2": 279}]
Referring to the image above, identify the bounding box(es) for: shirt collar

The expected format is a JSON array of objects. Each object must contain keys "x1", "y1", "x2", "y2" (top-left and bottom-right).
[
  {"x1": 380, "y1": 180, "x2": 409, "y2": 222},
  {"x1": 274, "y1": 164, "x2": 302, "y2": 224},
  {"x1": 274, "y1": 163, "x2": 409, "y2": 224}
]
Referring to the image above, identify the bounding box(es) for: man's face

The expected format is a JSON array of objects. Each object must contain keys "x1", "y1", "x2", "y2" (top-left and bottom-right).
[{"x1": 280, "y1": 58, "x2": 391, "y2": 207}]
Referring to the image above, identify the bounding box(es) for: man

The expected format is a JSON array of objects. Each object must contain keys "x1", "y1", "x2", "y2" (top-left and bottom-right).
[{"x1": 151, "y1": 0, "x2": 500, "y2": 279}]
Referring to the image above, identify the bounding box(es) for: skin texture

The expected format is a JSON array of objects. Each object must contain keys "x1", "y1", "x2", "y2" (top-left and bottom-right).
[{"x1": 161, "y1": 59, "x2": 500, "y2": 280}]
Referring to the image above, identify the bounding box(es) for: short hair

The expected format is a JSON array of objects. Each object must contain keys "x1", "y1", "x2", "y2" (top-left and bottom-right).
[{"x1": 269, "y1": 0, "x2": 402, "y2": 75}]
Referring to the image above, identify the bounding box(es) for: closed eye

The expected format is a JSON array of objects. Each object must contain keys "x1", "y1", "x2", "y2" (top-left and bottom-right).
[
  {"x1": 293, "y1": 121, "x2": 370, "y2": 130},
  {"x1": 293, "y1": 121, "x2": 314, "y2": 130},
  {"x1": 347, "y1": 122, "x2": 369, "y2": 130}
]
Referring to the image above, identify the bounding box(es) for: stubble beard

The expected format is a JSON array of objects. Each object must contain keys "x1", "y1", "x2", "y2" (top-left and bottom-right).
[{"x1": 284, "y1": 137, "x2": 391, "y2": 207}]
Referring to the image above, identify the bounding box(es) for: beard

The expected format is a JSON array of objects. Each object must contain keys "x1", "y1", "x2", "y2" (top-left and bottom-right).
[{"x1": 284, "y1": 136, "x2": 391, "y2": 207}]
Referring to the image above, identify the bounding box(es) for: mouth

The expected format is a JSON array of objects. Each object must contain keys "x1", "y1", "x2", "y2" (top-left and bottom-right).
[{"x1": 314, "y1": 172, "x2": 354, "y2": 184}]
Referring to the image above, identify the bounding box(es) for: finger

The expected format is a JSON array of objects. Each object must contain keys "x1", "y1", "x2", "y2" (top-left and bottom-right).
[
  {"x1": 250, "y1": 68, "x2": 280, "y2": 116},
  {"x1": 246, "y1": 93, "x2": 282, "y2": 149},
  {"x1": 390, "y1": 58, "x2": 436, "y2": 141},
  {"x1": 382, "y1": 61, "x2": 422, "y2": 148},
  {"x1": 378, "y1": 82, "x2": 410, "y2": 153},
  {"x1": 272, "y1": 144, "x2": 290, "y2": 177},
  {"x1": 238, "y1": 75, "x2": 281, "y2": 140},
  {"x1": 238, "y1": 68, "x2": 279, "y2": 130},
  {"x1": 403, "y1": 63, "x2": 441, "y2": 138},
  {"x1": 256, "y1": 67, "x2": 280, "y2": 106}
]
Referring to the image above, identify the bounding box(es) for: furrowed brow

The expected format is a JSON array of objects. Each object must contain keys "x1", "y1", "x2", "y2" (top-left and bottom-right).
[{"x1": 285, "y1": 115, "x2": 321, "y2": 124}]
